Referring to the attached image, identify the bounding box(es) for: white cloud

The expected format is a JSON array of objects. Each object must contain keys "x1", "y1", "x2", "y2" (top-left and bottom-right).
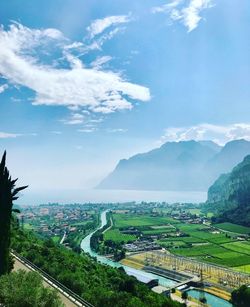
[
  {"x1": 0, "y1": 83, "x2": 8, "y2": 93},
  {"x1": 78, "y1": 128, "x2": 97, "y2": 133},
  {"x1": 63, "y1": 113, "x2": 85, "y2": 125},
  {"x1": 152, "y1": 0, "x2": 214, "y2": 32},
  {"x1": 91, "y1": 56, "x2": 112, "y2": 69},
  {"x1": 0, "y1": 131, "x2": 21, "y2": 138},
  {"x1": 159, "y1": 123, "x2": 250, "y2": 145},
  {"x1": 152, "y1": 0, "x2": 183, "y2": 13},
  {"x1": 0, "y1": 22, "x2": 150, "y2": 114},
  {"x1": 87, "y1": 15, "x2": 131, "y2": 38},
  {"x1": 106, "y1": 128, "x2": 128, "y2": 133}
]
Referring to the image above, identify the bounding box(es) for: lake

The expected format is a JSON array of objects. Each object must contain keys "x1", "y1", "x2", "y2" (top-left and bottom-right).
[{"x1": 19, "y1": 189, "x2": 207, "y2": 205}]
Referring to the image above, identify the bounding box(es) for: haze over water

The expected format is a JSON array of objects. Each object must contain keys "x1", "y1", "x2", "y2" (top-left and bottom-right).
[{"x1": 19, "y1": 189, "x2": 207, "y2": 206}]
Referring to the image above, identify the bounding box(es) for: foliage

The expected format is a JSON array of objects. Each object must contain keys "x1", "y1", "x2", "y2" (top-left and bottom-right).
[
  {"x1": 231, "y1": 285, "x2": 250, "y2": 307},
  {"x1": 181, "y1": 291, "x2": 188, "y2": 301},
  {"x1": 11, "y1": 229, "x2": 181, "y2": 307},
  {"x1": 0, "y1": 151, "x2": 28, "y2": 275},
  {"x1": 206, "y1": 155, "x2": 250, "y2": 226},
  {"x1": 0, "y1": 270, "x2": 63, "y2": 307}
]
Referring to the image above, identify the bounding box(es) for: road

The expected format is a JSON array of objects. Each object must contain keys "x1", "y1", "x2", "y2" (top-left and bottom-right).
[
  {"x1": 60, "y1": 231, "x2": 67, "y2": 244},
  {"x1": 13, "y1": 257, "x2": 81, "y2": 307}
]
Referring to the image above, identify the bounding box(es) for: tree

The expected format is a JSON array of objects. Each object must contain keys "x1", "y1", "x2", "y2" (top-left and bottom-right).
[
  {"x1": 0, "y1": 151, "x2": 28, "y2": 275},
  {"x1": 181, "y1": 291, "x2": 188, "y2": 305},
  {"x1": 0, "y1": 270, "x2": 63, "y2": 307},
  {"x1": 231, "y1": 285, "x2": 250, "y2": 307}
]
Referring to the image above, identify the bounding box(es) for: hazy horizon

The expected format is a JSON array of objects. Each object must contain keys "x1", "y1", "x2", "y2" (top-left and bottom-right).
[
  {"x1": 17, "y1": 188, "x2": 207, "y2": 206},
  {"x1": 1, "y1": 0, "x2": 250, "y2": 199}
]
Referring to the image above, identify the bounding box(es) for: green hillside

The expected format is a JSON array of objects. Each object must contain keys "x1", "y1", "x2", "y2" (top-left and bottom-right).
[{"x1": 206, "y1": 155, "x2": 250, "y2": 226}]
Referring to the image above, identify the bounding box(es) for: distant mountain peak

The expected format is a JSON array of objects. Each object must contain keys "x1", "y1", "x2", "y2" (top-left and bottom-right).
[{"x1": 97, "y1": 139, "x2": 250, "y2": 191}]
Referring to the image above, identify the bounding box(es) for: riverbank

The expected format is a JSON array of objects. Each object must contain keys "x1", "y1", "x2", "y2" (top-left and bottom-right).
[
  {"x1": 80, "y1": 211, "x2": 233, "y2": 307},
  {"x1": 80, "y1": 211, "x2": 177, "y2": 287}
]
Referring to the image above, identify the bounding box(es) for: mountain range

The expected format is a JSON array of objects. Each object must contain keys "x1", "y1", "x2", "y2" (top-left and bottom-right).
[{"x1": 97, "y1": 139, "x2": 250, "y2": 191}]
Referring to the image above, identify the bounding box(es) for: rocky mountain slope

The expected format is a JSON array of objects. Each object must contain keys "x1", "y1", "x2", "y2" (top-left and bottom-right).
[
  {"x1": 206, "y1": 155, "x2": 250, "y2": 226},
  {"x1": 98, "y1": 139, "x2": 250, "y2": 191}
]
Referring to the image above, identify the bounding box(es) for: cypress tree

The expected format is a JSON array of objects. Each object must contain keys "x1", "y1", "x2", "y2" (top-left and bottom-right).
[{"x1": 0, "y1": 151, "x2": 28, "y2": 275}]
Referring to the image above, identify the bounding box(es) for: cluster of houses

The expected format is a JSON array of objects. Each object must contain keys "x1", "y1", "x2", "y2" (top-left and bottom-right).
[
  {"x1": 19, "y1": 204, "x2": 96, "y2": 238},
  {"x1": 124, "y1": 240, "x2": 161, "y2": 252}
]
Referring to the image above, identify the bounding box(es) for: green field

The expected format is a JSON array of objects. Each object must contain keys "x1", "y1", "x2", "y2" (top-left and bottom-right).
[
  {"x1": 214, "y1": 223, "x2": 250, "y2": 234},
  {"x1": 222, "y1": 241, "x2": 250, "y2": 255},
  {"x1": 171, "y1": 243, "x2": 250, "y2": 267},
  {"x1": 111, "y1": 212, "x2": 250, "y2": 271},
  {"x1": 113, "y1": 214, "x2": 178, "y2": 228},
  {"x1": 104, "y1": 229, "x2": 136, "y2": 243},
  {"x1": 159, "y1": 236, "x2": 206, "y2": 244},
  {"x1": 234, "y1": 264, "x2": 250, "y2": 274}
]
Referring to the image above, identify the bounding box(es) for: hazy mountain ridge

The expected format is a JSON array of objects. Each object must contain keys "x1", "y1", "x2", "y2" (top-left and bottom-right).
[
  {"x1": 97, "y1": 139, "x2": 250, "y2": 191},
  {"x1": 206, "y1": 155, "x2": 250, "y2": 226}
]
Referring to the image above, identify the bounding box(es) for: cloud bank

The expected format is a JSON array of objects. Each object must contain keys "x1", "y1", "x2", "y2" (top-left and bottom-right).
[
  {"x1": 0, "y1": 22, "x2": 150, "y2": 114},
  {"x1": 152, "y1": 0, "x2": 214, "y2": 32},
  {"x1": 160, "y1": 123, "x2": 250, "y2": 145}
]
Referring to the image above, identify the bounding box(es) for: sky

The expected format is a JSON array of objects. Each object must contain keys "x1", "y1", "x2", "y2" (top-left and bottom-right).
[{"x1": 0, "y1": 0, "x2": 250, "y2": 202}]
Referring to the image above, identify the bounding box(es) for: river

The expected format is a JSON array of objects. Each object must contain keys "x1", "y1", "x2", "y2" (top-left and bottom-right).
[
  {"x1": 80, "y1": 211, "x2": 232, "y2": 307},
  {"x1": 80, "y1": 210, "x2": 176, "y2": 287}
]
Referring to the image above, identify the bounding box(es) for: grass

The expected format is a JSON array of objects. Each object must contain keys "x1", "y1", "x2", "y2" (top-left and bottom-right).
[
  {"x1": 222, "y1": 241, "x2": 250, "y2": 255},
  {"x1": 161, "y1": 237, "x2": 206, "y2": 243},
  {"x1": 214, "y1": 223, "x2": 250, "y2": 234},
  {"x1": 112, "y1": 213, "x2": 250, "y2": 270},
  {"x1": 113, "y1": 214, "x2": 178, "y2": 228},
  {"x1": 171, "y1": 244, "x2": 225, "y2": 257},
  {"x1": 51, "y1": 236, "x2": 60, "y2": 243},
  {"x1": 104, "y1": 229, "x2": 136, "y2": 243},
  {"x1": 171, "y1": 241, "x2": 250, "y2": 267},
  {"x1": 202, "y1": 254, "x2": 250, "y2": 267},
  {"x1": 233, "y1": 264, "x2": 250, "y2": 274}
]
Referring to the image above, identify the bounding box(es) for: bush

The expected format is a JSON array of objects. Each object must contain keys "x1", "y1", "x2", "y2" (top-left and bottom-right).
[{"x1": 0, "y1": 270, "x2": 63, "y2": 307}]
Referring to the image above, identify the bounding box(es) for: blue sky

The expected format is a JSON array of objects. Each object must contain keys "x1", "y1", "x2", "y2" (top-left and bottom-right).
[{"x1": 0, "y1": 0, "x2": 250, "y2": 199}]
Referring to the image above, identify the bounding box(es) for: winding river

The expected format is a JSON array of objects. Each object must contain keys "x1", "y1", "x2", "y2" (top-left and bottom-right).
[
  {"x1": 80, "y1": 210, "x2": 176, "y2": 287},
  {"x1": 80, "y1": 211, "x2": 233, "y2": 306}
]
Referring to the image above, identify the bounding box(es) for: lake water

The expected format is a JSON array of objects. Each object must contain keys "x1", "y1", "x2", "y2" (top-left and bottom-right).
[{"x1": 20, "y1": 189, "x2": 207, "y2": 205}]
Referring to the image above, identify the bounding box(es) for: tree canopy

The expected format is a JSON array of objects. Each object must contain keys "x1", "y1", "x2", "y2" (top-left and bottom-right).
[
  {"x1": 231, "y1": 285, "x2": 250, "y2": 307},
  {"x1": 0, "y1": 270, "x2": 63, "y2": 307},
  {"x1": 12, "y1": 229, "x2": 182, "y2": 307}
]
